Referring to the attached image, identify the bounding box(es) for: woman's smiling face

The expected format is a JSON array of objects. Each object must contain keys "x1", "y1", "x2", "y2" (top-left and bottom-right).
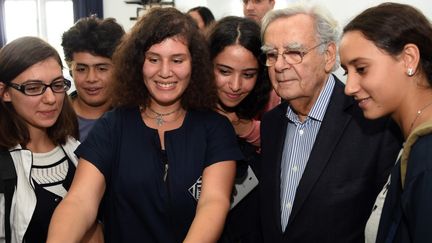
[
  {"x1": 213, "y1": 44, "x2": 259, "y2": 108},
  {"x1": 143, "y1": 37, "x2": 192, "y2": 107},
  {"x1": 340, "y1": 30, "x2": 408, "y2": 120}
]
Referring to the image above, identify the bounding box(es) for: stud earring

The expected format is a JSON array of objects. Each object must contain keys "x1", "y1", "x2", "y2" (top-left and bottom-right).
[{"x1": 407, "y1": 68, "x2": 414, "y2": 77}]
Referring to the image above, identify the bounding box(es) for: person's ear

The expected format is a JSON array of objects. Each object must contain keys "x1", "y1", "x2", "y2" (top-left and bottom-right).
[
  {"x1": 67, "y1": 61, "x2": 74, "y2": 77},
  {"x1": 402, "y1": 43, "x2": 420, "y2": 77},
  {"x1": 324, "y1": 42, "x2": 337, "y2": 73},
  {"x1": 0, "y1": 82, "x2": 12, "y2": 102},
  {"x1": 0, "y1": 82, "x2": 4, "y2": 97}
]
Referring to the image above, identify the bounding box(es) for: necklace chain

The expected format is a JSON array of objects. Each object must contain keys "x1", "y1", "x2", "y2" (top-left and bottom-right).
[
  {"x1": 408, "y1": 100, "x2": 432, "y2": 134},
  {"x1": 145, "y1": 106, "x2": 181, "y2": 126}
]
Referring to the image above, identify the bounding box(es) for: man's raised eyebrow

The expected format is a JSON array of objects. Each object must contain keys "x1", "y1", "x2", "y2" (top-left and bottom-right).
[
  {"x1": 261, "y1": 42, "x2": 303, "y2": 52},
  {"x1": 94, "y1": 63, "x2": 112, "y2": 67},
  {"x1": 261, "y1": 45, "x2": 275, "y2": 52},
  {"x1": 284, "y1": 42, "x2": 302, "y2": 50}
]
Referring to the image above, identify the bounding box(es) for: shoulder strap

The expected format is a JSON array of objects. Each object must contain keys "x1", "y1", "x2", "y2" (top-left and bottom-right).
[
  {"x1": 401, "y1": 121, "x2": 432, "y2": 188},
  {"x1": 0, "y1": 150, "x2": 17, "y2": 243}
]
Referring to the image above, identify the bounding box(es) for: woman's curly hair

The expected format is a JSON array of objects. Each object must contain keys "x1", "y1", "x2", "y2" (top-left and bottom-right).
[{"x1": 111, "y1": 7, "x2": 217, "y2": 110}]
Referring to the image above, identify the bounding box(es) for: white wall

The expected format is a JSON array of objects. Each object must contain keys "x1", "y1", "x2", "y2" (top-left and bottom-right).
[
  {"x1": 104, "y1": 0, "x2": 431, "y2": 31},
  {"x1": 104, "y1": 0, "x2": 295, "y2": 31},
  {"x1": 104, "y1": 0, "x2": 431, "y2": 32},
  {"x1": 308, "y1": 0, "x2": 432, "y2": 27}
]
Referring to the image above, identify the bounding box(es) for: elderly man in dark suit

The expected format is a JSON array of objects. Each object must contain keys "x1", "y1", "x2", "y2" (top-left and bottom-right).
[{"x1": 258, "y1": 2, "x2": 402, "y2": 243}]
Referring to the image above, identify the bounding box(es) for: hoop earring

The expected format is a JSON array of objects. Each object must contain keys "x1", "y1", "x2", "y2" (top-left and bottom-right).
[{"x1": 407, "y1": 68, "x2": 414, "y2": 77}]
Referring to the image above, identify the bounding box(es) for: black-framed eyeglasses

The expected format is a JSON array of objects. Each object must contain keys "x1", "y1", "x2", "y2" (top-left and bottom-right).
[
  {"x1": 7, "y1": 78, "x2": 71, "y2": 96},
  {"x1": 261, "y1": 42, "x2": 327, "y2": 67}
]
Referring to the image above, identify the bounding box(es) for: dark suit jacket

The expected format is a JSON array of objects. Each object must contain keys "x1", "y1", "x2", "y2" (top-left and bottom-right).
[{"x1": 259, "y1": 77, "x2": 402, "y2": 243}]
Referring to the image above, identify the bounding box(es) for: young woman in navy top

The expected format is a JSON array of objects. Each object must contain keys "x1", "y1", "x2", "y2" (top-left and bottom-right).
[
  {"x1": 207, "y1": 16, "x2": 274, "y2": 243},
  {"x1": 340, "y1": 3, "x2": 432, "y2": 242},
  {"x1": 47, "y1": 8, "x2": 243, "y2": 243}
]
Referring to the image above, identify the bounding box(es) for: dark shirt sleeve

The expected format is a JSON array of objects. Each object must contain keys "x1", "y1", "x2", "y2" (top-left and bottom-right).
[
  {"x1": 404, "y1": 171, "x2": 432, "y2": 241},
  {"x1": 403, "y1": 135, "x2": 432, "y2": 242},
  {"x1": 204, "y1": 113, "x2": 244, "y2": 167}
]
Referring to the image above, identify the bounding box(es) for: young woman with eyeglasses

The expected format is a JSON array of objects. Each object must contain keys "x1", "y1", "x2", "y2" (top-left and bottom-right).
[{"x1": 0, "y1": 36, "x2": 102, "y2": 243}]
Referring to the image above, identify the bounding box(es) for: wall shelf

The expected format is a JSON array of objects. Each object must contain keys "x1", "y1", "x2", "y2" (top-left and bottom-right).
[{"x1": 125, "y1": 0, "x2": 175, "y2": 20}]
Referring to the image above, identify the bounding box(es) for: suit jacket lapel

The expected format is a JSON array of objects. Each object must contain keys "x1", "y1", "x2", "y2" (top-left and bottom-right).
[{"x1": 286, "y1": 79, "x2": 354, "y2": 226}]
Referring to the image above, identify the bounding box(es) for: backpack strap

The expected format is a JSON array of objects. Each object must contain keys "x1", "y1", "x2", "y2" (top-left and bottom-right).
[
  {"x1": 401, "y1": 121, "x2": 432, "y2": 188},
  {"x1": 0, "y1": 149, "x2": 17, "y2": 243}
]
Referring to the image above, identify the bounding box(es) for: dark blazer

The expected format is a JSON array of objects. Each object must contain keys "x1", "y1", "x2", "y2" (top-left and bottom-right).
[{"x1": 259, "y1": 77, "x2": 402, "y2": 243}]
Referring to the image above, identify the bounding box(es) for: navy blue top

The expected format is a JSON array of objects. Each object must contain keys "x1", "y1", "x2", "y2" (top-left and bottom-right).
[
  {"x1": 376, "y1": 133, "x2": 432, "y2": 243},
  {"x1": 76, "y1": 107, "x2": 243, "y2": 243}
]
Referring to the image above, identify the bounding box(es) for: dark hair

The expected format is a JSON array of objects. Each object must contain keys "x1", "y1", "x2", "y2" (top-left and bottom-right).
[
  {"x1": 187, "y1": 6, "x2": 215, "y2": 27},
  {"x1": 343, "y1": 2, "x2": 432, "y2": 85},
  {"x1": 0, "y1": 36, "x2": 78, "y2": 148},
  {"x1": 62, "y1": 16, "x2": 125, "y2": 65},
  {"x1": 111, "y1": 7, "x2": 217, "y2": 110},
  {"x1": 207, "y1": 16, "x2": 271, "y2": 119}
]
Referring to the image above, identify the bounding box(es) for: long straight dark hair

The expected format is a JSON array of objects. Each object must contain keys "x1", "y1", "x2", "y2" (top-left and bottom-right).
[{"x1": 207, "y1": 16, "x2": 271, "y2": 119}]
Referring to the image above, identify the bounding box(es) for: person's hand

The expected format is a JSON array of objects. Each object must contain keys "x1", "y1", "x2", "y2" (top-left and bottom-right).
[
  {"x1": 215, "y1": 104, "x2": 254, "y2": 138},
  {"x1": 215, "y1": 104, "x2": 239, "y2": 123}
]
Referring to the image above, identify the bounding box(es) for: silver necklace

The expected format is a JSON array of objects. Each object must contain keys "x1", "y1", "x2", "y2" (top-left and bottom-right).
[
  {"x1": 147, "y1": 106, "x2": 181, "y2": 126},
  {"x1": 408, "y1": 100, "x2": 432, "y2": 134}
]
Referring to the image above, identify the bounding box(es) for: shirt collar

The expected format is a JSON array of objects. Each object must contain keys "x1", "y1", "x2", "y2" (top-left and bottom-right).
[{"x1": 286, "y1": 75, "x2": 335, "y2": 123}]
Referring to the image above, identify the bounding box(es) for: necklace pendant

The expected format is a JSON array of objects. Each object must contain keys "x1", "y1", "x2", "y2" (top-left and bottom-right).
[
  {"x1": 156, "y1": 115, "x2": 164, "y2": 126},
  {"x1": 163, "y1": 163, "x2": 169, "y2": 182}
]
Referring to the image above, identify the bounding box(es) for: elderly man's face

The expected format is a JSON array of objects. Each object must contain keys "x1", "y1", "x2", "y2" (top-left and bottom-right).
[{"x1": 263, "y1": 14, "x2": 335, "y2": 107}]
